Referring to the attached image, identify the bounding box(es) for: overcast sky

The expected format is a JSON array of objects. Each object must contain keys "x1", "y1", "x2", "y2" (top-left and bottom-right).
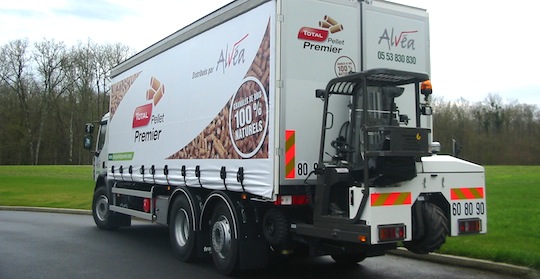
[{"x1": 1, "y1": 0, "x2": 538, "y2": 106}]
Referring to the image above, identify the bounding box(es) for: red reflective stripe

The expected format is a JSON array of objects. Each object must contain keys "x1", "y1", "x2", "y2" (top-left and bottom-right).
[
  {"x1": 384, "y1": 193, "x2": 400, "y2": 205},
  {"x1": 473, "y1": 187, "x2": 484, "y2": 198},
  {"x1": 285, "y1": 130, "x2": 295, "y2": 178},
  {"x1": 451, "y1": 187, "x2": 484, "y2": 200},
  {"x1": 371, "y1": 192, "x2": 411, "y2": 206},
  {"x1": 461, "y1": 188, "x2": 475, "y2": 199},
  {"x1": 371, "y1": 193, "x2": 382, "y2": 206},
  {"x1": 285, "y1": 145, "x2": 295, "y2": 164},
  {"x1": 285, "y1": 148, "x2": 295, "y2": 178},
  {"x1": 450, "y1": 189, "x2": 460, "y2": 200},
  {"x1": 401, "y1": 192, "x2": 412, "y2": 205}
]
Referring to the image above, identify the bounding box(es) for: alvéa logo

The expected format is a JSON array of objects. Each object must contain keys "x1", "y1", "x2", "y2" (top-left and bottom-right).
[
  {"x1": 378, "y1": 28, "x2": 417, "y2": 51},
  {"x1": 215, "y1": 34, "x2": 249, "y2": 74},
  {"x1": 132, "y1": 77, "x2": 165, "y2": 143},
  {"x1": 297, "y1": 15, "x2": 345, "y2": 54}
]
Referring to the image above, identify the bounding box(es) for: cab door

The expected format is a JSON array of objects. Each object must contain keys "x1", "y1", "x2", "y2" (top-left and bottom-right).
[{"x1": 93, "y1": 117, "x2": 109, "y2": 181}]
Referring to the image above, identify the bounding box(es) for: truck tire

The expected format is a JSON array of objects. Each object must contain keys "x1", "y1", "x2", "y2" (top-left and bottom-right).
[
  {"x1": 92, "y1": 187, "x2": 130, "y2": 230},
  {"x1": 210, "y1": 202, "x2": 239, "y2": 275},
  {"x1": 263, "y1": 208, "x2": 289, "y2": 246},
  {"x1": 169, "y1": 195, "x2": 197, "y2": 262},
  {"x1": 404, "y1": 202, "x2": 449, "y2": 254},
  {"x1": 331, "y1": 253, "x2": 367, "y2": 265}
]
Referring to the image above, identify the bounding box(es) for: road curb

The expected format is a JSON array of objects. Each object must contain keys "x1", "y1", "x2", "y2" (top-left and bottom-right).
[
  {"x1": 1, "y1": 206, "x2": 538, "y2": 278},
  {"x1": 0, "y1": 206, "x2": 91, "y2": 215},
  {"x1": 388, "y1": 248, "x2": 539, "y2": 279}
]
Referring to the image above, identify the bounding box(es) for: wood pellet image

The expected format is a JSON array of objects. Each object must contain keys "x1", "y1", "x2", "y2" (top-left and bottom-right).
[
  {"x1": 110, "y1": 72, "x2": 141, "y2": 118},
  {"x1": 168, "y1": 23, "x2": 271, "y2": 160}
]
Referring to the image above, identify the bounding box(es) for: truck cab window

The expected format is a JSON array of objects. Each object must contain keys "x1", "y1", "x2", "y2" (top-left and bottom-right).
[{"x1": 97, "y1": 121, "x2": 107, "y2": 152}]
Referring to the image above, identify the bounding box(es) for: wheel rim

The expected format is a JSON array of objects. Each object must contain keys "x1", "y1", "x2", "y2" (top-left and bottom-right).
[
  {"x1": 212, "y1": 215, "x2": 231, "y2": 259},
  {"x1": 173, "y1": 208, "x2": 190, "y2": 247},
  {"x1": 95, "y1": 195, "x2": 109, "y2": 222}
]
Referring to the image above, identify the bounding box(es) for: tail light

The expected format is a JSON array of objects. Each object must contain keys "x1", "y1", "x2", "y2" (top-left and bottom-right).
[
  {"x1": 274, "y1": 195, "x2": 309, "y2": 205},
  {"x1": 143, "y1": 198, "x2": 151, "y2": 213},
  {"x1": 378, "y1": 224, "x2": 406, "y2": 242},
  {"x1": 458, "y1": 218, "x2": 482, "y2": 234}
]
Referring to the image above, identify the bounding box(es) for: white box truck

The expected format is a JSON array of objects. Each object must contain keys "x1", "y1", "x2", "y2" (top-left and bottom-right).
[{"x1": 84, "y1": 0, "x2": 487, "y2": 275}]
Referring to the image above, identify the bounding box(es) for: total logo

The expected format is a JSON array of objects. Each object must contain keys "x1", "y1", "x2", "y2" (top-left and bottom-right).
[
  {"x1": 133, "y1": 103, "x2": 153, "y2": 128},
  {"x1": 298, "y1": 15, "x2": 345, "y2": 54},
  {"x1": 132, "y1": 77, "x2": 165, "y2": 143}
]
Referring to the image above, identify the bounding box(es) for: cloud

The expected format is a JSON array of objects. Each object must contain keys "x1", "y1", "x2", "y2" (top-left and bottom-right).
[
  {"x1": 0, "y1": 9, "x2": 41, "y2": 18},
  {"x1": 52, "y1": 0, "x2": 132, "y2": 21},
  {"x1": 500, "y1": 86, "x2": 540, "y2": 107}
]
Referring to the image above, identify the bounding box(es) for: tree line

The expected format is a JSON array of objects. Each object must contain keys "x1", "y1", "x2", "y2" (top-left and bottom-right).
[
  {"x1": 0, "y1": 39, "x2": 133, "y2": 165},
  {"x1": 432, "y1": 94, "x2": 540, "y2": 165},
  {"x1": 1, "y1": 39, "x2": 539, "y2": 165}
]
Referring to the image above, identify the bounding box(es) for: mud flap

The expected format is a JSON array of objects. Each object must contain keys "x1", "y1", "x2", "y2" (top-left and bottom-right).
[{"x1": 239, "y1": 236, "x2": 268, "y2": 270}]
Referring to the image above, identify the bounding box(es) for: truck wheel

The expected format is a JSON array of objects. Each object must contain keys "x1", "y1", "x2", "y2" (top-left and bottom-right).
[
  {"x1": 210, "y1": 202, "x2": 239, "y2": 275},
  {"x1": 169, "y1": 195, "x2": 197, "y2": 262},
  {"x1": 331, "y1": 253, "x2": 367, "y2": 265},
  {"x1": 92, "y1": 187, "x2": 130, "y2": 230},
  {"x1": 405, "y1": 202, "x2": 449, "y2": 254}
]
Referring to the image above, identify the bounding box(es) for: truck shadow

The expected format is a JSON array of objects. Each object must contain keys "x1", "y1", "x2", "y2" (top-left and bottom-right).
[{"x1": 103, "y1": 222, "x2": 383, "y2": 279}]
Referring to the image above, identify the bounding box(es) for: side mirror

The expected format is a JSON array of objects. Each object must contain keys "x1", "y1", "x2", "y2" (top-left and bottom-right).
[
  {"x1": 83, "y1": 134, "x2": 94, "y2": 150},
  {"x1": 399, "y1": 114, "x2": 410, "y2": 125},
  {"x1": 85, "y1": 123, "x2": 95, "y2": 134},
  {"x1": 315, "y1": 89, "x2": 326, "y2": 100}
]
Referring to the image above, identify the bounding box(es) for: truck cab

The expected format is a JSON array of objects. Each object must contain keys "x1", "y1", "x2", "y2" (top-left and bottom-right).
[{"x1": 84, "y1": 113, "x2": 109, "y2": 182}]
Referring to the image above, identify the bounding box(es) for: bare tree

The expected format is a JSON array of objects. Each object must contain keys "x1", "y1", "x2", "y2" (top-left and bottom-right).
[
  {"x1": 67, "y1": 40, "x2": 98, "y2": 164},
  {"x1": 0, "y1": 39, "x2": 36, "y2": 164},
  {"x1": 0, "y1": 38, "x2": 135, "y2": 165},
  {"x1": 33, "y1": 39, "x2": 70, "y2": 164},
  {"x1": 94, "y1": 43, "x2": 133, "y2": 118}
]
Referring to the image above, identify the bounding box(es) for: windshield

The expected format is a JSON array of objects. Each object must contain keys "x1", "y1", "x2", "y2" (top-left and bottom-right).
[{"x1": 350, "y1": 86, "x2": 402, "y2": 164}]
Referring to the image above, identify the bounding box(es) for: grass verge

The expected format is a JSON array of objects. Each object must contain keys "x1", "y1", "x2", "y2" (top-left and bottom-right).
[
  {"x1": 439, "y1": 166, "x2": 540, "y2": 269},
  {"x1": 0, "y1": 165, "x2": 538, "y2": 269},
  {"x1": 0, "y1": 165, "x2": 94, "y2": 210}
]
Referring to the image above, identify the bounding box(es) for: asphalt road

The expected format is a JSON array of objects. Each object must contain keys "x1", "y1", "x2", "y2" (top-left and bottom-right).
[{"x1": 0, "y1": 210, "x2": 526, "y2": 279}]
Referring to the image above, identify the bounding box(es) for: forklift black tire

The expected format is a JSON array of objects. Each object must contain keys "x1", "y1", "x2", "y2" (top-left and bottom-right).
[
  {"x1": 210, "y1": 202, "x2": 239, "y2": 275},
  {"x1": 331, "y1": 253, "x2": 367, "y2": 265},
  {"x1": 92, "y1": 187, "x2": 131, "y2": 230},
  {"x1": 263, "y1": 208, "x2": 289, "y2": 246},
  {"x1": 404, "y1": 202, "x2": 449, "y2": 254},
  {"x1": 170, "y1": 195, "x2": 197, "y2": 262}
]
